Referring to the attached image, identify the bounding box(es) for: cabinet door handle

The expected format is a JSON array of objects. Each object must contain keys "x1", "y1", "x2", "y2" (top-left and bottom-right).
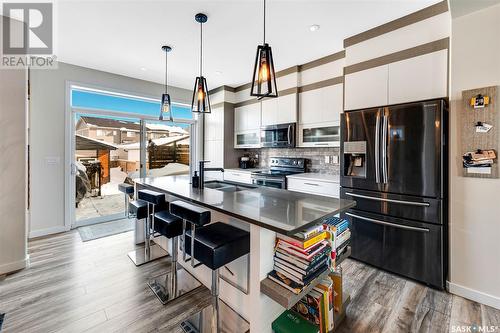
[
  {"x1": 314, "y1": 143, "x2": 329, "y2": 146},
  {"x1": 346, "y1": 212, "x2": 429, "y2": 232},
  {"x1": 304, "y1": 182, "x2": 320, "y2": 186}
]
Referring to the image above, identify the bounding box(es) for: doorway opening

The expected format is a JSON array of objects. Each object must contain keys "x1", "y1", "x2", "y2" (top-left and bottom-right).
[{"x1": 68, "y1": 84, "x2": 195, "y2": 228}]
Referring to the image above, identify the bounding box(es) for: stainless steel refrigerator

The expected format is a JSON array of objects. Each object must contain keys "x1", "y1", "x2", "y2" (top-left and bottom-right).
[{"x1": 340, "y1": 99, "x2": 448, "y2": 289}]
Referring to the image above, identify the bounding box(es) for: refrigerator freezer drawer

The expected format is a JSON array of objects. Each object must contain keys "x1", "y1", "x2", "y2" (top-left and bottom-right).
[
  {"x1": 344, "y1": 209, "x2": 445, "y2": 289},
  {"x1": 340, "y1": 187, "x2": 442, "y2": 224}
]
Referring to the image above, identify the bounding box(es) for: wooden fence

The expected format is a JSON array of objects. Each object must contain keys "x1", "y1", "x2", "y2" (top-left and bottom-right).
[{"x1": 148, "y1": 143, "x2": 189, "y2": 169}]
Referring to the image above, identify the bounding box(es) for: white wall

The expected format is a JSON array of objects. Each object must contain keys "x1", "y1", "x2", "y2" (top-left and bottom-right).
[
  {"x1": 449, "y1": 3, "x2": 500, "y2": 309},
  {"x1": 0, "y1": 66, "x2": 28, "y2": 274},
  {"x1": 29, "y1": 62, "x2": 192, "y2": 238}
]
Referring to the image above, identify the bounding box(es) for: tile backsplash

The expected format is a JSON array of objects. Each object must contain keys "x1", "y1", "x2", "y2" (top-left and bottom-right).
[{"x1": 244, "y1": 147, "x2": 340, "y2": 175}]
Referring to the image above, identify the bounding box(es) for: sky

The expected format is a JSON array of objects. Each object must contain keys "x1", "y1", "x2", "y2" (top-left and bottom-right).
[{"x1": 71, "y1": 89, "x2": 193, "y2": 127}]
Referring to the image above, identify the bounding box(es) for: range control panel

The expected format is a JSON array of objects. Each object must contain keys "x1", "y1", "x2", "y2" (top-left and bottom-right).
[{"x1": 269, "y1": 157, "x2": 305, "y2": 169}]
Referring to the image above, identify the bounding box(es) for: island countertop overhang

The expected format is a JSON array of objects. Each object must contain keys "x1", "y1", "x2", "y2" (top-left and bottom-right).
[{"x1": 135, "y1": 175, "x2": 356, "y2": 236}]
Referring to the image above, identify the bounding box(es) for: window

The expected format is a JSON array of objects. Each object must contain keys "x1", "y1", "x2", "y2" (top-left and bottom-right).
[
  {"x1": 96, "y1": 129, "x2": 104, "y2": 136},
  {"x1": 71, "y1": 87, "x2": 193, "y2": 120},
  {"x1": 126, "y1": 131, "x2": 135, "y2": 138}
]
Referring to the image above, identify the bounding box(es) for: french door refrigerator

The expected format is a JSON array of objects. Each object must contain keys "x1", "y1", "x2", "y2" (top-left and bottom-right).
[{"x1": 340, "y1": 99, "x2": 448, "y2": 289}]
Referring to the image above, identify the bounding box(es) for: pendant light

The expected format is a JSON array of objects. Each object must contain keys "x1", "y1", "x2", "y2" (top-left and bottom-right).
[
  {"x1": 159, "y1": 45, "x2": 173, "y2": 121},
  {"x1": 250, "y1": 0, "x2": 278, "y2": 99},
  {"x1": 191, "y1": 13, "x2": 211, "y2": 113}
]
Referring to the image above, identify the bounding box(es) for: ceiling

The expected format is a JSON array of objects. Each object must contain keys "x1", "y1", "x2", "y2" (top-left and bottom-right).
[{"x1": 56, "y1": 0, "x2": 441, "y2": 90}]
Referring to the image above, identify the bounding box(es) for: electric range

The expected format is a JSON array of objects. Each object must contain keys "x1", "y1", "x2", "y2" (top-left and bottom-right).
[{"x1": 251, "y1": 157, "x2": 307, "y2": 189}]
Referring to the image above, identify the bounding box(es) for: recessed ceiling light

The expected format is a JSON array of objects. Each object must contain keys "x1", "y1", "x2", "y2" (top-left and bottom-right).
[
  {"x1": 140, "y1": 67, "x2": 147, "y2": 71},
  {"x1": 309, "y1": 24, "x2": 320, "y2": 32},
  {"x1": 215, "y1": 71, "x2": 222, "y2": 75}
]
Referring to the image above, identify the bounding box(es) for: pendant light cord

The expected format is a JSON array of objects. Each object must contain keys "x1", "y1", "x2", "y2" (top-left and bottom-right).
[
  {"x1": 263, "y1": 0, "x2": 266, "y2": 44},
  {"x1": 200, "y1": 22, "x2": 203, "y2": 77}
]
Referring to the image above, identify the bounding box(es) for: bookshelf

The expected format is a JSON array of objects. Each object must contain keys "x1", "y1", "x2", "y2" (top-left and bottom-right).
[
  {"x1": 335, "y1": 246, "x2": 351, "y2": 267},
  {"x1": 332, "y1": 293, "x2": 351, "y2": 331},
  {"x1": 260, "y1": 268, "x2": 330, "y2": 309}
]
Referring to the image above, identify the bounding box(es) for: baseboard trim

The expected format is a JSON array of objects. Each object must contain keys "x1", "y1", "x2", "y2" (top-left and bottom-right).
[
  {"x1": 29, "y1": 225, "x2": 70, "y2": 239},
  {"x1": 447, "y1": 281, "x2": 500, "y2": 310},
  {"x1": 0, "y1": 255, "x2": 29, "y2": 275}
]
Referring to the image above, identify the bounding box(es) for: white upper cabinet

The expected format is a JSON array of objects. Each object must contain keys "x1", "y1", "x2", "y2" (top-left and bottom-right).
[
  {"x1": 344, "y1": 65, "x2": 389, "y2": 111},
  {"x1": 345, "y1": 50, "x2": 449, "y2": 110},
  {"x1": 261, "y1": 94, "x2": 297, "y2": 126},
  {"x1": 261, "y1": 98, "x2": 278, "y2": 126},
  {"x1": 388, "y1": 49, "x2": 448, "y2": 104},
  {"x1": 234, "y1": 103, "x2": 261, "y2": 132},
  {"x1": 299, "y1": 84, "x2": 343, "y2": 125},
  {"x1": 276, "y1": 93, "x2": 298, "y2": 124}
]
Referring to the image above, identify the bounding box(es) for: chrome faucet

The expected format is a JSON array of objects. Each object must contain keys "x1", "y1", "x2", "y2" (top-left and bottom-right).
[{"x1": 198, "y1": 160, "x2": 224, "y2": 189}]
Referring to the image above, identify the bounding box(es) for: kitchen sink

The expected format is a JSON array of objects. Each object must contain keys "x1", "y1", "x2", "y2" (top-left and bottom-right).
[{"x1": 204, "y1": 181, "x2": 256, "y2": 192}]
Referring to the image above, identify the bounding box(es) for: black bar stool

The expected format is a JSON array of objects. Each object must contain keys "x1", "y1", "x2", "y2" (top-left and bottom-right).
[
  {"x1": 118, "y1": 183, "x2": 134, "y2": 218},
  {"x1": 127, "y1": 198, "x2": 148, "y2": 265},
  {"x1": 147, "y1": 209, "x2": 202, "y2": 304},
  {"x1": 127, "y1": 189, "x2": 168, "y2": 265},
  {"x1": 183, "y1": 222, "x2": 250, "y2": 333},
  {"x1": 170, "y1": 200, "x2": 211, "y2": 268}
]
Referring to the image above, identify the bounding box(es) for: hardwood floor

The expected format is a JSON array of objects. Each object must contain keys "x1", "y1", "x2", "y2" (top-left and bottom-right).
[{"x1": 0, "y1": 230, "x2": 498, "y2": 333}]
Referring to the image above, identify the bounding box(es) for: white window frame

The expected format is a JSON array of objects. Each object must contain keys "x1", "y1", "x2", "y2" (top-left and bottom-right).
[{"x1": 65, "y1": 81, "x2": 197, "y2": 229}]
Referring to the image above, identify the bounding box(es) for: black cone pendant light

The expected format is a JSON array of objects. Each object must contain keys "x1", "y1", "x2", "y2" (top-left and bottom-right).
[
  {"x1": 191, "y1": 13, "x2": 211, "y2": 113},
  {"x1": 160, "y1": 45, "x2": 173, "y2": 121},
  {"x1": 251, "y1": 0, "x2": 278, "y2": 99}
]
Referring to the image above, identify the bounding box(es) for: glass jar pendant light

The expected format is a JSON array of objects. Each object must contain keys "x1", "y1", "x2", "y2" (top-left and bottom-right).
[
  {"x1": 159, "y1": 45, "x2": 173, "y2": 121},
  {"x1": 191, "y1": 13, "x2": 211, "y2": 113},
  {"x1": 251, "y1": 0, "x2": 278, "y2": 99}
]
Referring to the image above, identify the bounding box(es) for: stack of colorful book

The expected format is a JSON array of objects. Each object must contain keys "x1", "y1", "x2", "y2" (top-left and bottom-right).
[
  {"x1": 268, "y1": 226, "x2": 331, "y2": 295},
  {"x1": 323, "y1": 216, "x2": 350, "y2": 266},
  {"x1": 291, "y1": 277, "x2": 335, "y2": 333}
]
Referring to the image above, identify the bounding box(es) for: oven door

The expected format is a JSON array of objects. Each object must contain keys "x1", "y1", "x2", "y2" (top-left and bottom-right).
[
  {"x1": 252, "y1": 176, "x2": 286, "y2": 189},
  {"x1": 261, "y1": 123, "x2": 295, "y2": 148}
]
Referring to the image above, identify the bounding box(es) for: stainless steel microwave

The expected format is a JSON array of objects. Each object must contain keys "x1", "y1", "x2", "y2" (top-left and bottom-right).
[{"x1": 260, "y1": 123, "x2": 296, "y2": 148}]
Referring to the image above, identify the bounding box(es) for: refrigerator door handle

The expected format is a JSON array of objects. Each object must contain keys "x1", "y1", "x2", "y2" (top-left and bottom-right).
[
  {"x1": 344, "y1": 192, "x2": 431, "y2": 207},
  {"x1": 382, "y1": 111, "x2": 388, "y2": 184},
  {"x1": 346, "y1": 212, "x2": 430, "y2": 233},
  {"x1": 375, "y1": 110, "x2": 381, "y2": 184}
]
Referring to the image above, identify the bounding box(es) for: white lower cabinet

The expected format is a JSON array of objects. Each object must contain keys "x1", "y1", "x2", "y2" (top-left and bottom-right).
[
  {"x1": 287, "y1": 178, "x2": 340, "y2": 198},
  {"x1": 224, "y1": 170, "x2": 253, "y2": 184}
]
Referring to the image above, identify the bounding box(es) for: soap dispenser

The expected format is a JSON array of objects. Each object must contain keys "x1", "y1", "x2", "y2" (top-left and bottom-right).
[{"x1": 192, "y1": 171, "x2": 200, "y2": 188}]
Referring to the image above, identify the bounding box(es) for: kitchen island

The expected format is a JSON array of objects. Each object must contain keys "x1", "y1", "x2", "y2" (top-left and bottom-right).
[{"x1": 135, "y1": 175, "x2": 356, "y2": 332}]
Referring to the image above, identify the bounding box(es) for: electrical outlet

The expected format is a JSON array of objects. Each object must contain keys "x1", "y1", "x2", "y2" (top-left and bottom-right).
[
  {"x1": 332, "y1": 155, "x2": 339, "y2": 164},
  {"x1": 325, "y1": 156, "x2": 329, "y2": 163}
]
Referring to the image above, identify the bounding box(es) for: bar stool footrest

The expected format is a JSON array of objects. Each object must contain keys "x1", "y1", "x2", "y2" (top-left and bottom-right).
[
  {"x1": 148, "y1": 265, "x2": 204, "y2": 305},
  {"x1": 127, "y1": 243, "x2": 168, "y2": 266},
  {"x1": 180, "y1": 300, "x2": 250, "y2": 333}
]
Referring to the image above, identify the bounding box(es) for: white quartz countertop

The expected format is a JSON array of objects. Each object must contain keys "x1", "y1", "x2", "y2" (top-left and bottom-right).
[{"x1": 286, "y1": 173, "x2": 340, "y2": 183}]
